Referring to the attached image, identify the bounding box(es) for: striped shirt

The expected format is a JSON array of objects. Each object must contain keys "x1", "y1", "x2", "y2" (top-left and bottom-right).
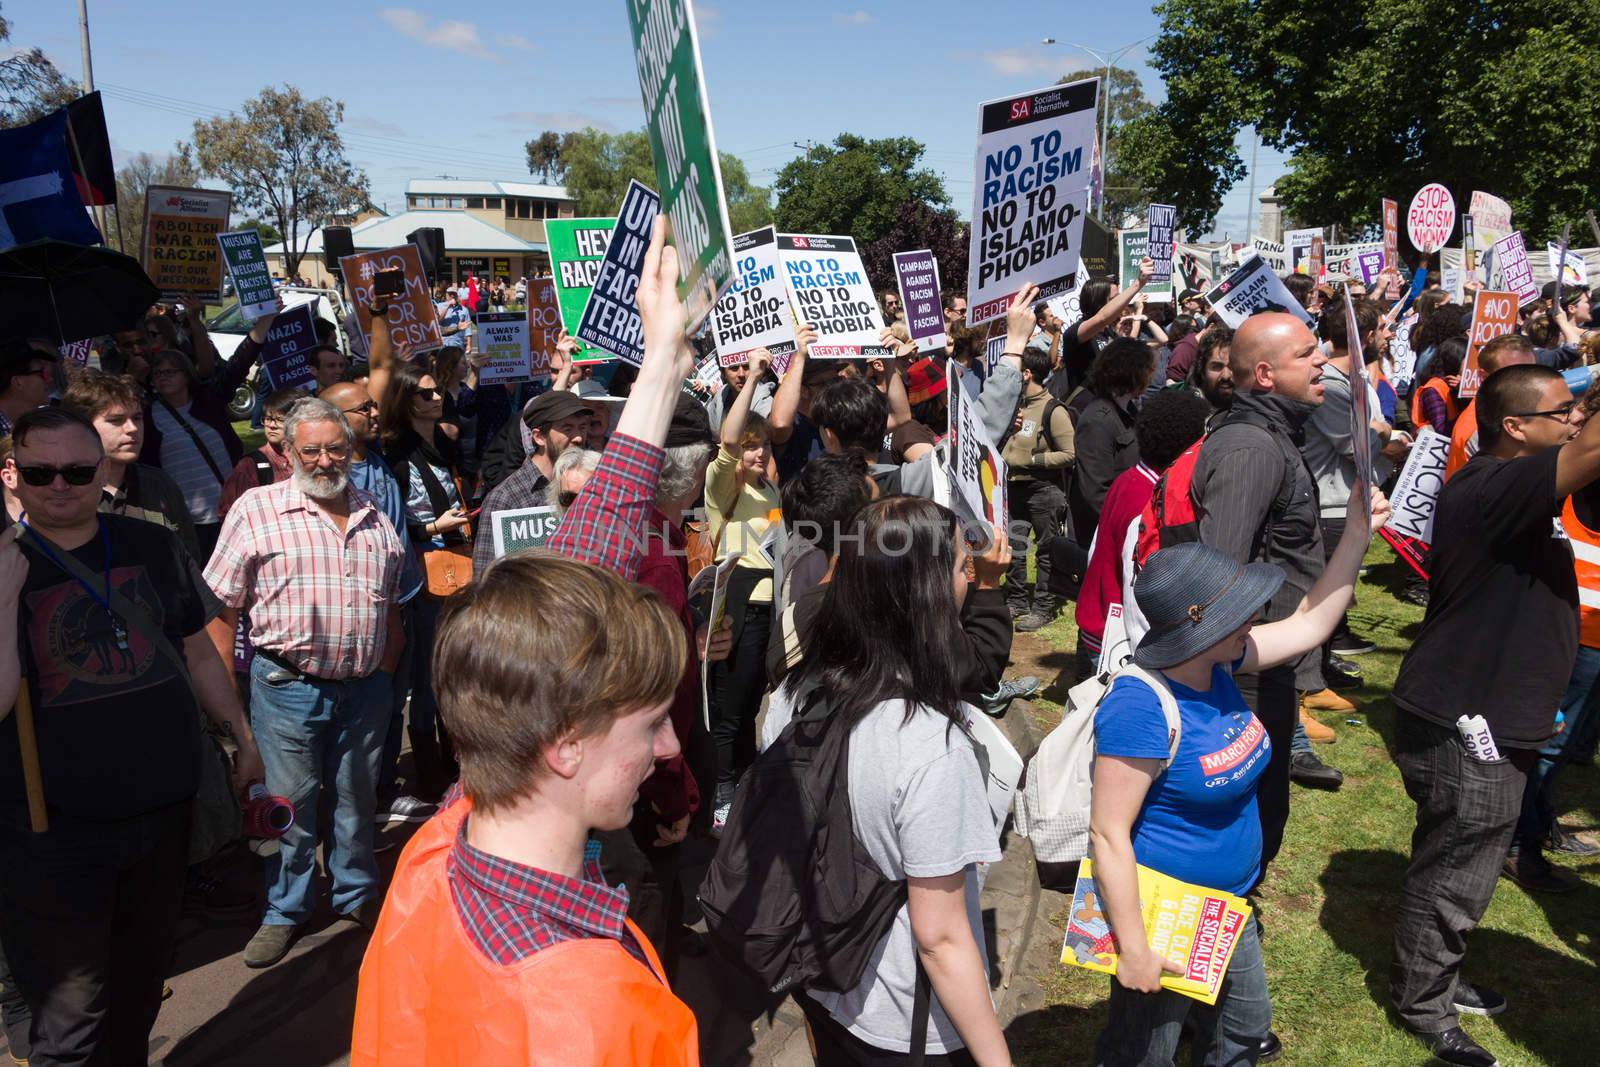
[
  {"x1": 152, "y1": 400, "x2": 232, "y2": 524},
  {"x1": 204, "y1": 478, "x2": 404, "y2": 678}
]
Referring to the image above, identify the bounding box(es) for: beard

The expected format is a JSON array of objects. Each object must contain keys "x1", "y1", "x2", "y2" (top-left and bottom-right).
[{"x1": 293, "y1": 464, "x2": 349, "y2": 500}]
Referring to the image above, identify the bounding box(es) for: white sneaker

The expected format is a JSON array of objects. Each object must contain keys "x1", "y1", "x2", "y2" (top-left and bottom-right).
[{"x1": 711, "y1": 802, "x2": 732, "y2": 837}]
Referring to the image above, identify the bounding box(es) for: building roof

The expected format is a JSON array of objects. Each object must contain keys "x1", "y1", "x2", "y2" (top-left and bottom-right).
[
  {"x1": 406, "y1": 178, "x2": 574, "y2": 201},
  {"x1": 263, "y1": 209, "x2": 546, "y2": 256}
]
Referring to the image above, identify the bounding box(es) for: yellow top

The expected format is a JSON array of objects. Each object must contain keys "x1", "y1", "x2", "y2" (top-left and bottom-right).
[{"x1": 705, "y1": 445, "x2": 780, "y2": 604}]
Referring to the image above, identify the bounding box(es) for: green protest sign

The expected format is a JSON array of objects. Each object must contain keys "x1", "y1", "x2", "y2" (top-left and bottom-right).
[
  {"x1": 216, "y1": 229, "x2": 277, "y2": 319},
  {"x1": 490, "y1": 505, "x2": 561, "y2": 558},
  {"x1": 626, "y1": 0, "x2": 735, "y2": 329},
  {"x1": 545, "y1": 217, "x2": 617, "y2": 363},
  {"x1": 1117, "y1": 228, "x2": 1172, "y2": 301}
]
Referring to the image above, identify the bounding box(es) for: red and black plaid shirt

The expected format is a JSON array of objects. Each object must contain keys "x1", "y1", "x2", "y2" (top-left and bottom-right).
[
  {"x1": 445, "y1": 803, "x2": 648, "y2": 968},
  {"x1": 547, "y1": 432, "x2": 663, "y2": 577}
]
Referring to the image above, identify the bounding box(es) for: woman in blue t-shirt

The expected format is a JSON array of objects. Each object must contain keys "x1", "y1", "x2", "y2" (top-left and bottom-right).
[{"x1": 1090, "y1": 484, "x2": 1389, "y2": 1066}]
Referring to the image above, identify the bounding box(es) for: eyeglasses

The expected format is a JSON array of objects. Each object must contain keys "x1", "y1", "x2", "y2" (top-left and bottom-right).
[
  {"x1": 261, "y1": 415, "x2": 285, "y2": 427},
  {"x1": 295, "y1": 445, "x2": 351, "y2": 461},
  {"x1": 1512, "y1": 401, "x2": 1580, "y2": 421},
  {"x1": 341, "y1": 400, "x2": 378, "y2": 415},
  {"x1": 16, "y1": 463, "x2": 99, "y2": 487}
]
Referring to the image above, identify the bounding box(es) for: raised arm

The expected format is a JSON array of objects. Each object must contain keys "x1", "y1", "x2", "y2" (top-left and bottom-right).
[
  {"x1": 767, "y1": 324, "x2": 816, "y2": 446},
  {"x1": 366, "y1": 296, "x2": 395, "y2": 416},
  {"x1": 188, "y1": 298, "x2": 221, "y2": 379},
  {"x1": 720, "y1": 348, "x2": 771, "y2": 452},
  {"x1": 1079, "y1": 258, "x2": 1154, "y2": 340}
]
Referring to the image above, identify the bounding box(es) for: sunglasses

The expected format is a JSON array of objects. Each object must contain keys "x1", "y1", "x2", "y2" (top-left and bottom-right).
[
  {"x1": 16, "y1": 463, "x2": 99, "y2": 487},
  {"x1": 342, "y1": 400, "x2": 378, "y2": 415},
  {"x1": 414, "y1": 387, "x2": 440, "y2": 401}
]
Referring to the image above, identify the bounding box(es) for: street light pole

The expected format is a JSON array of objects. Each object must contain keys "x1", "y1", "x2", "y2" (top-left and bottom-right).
[{"x1": 1042, "y1": 35, "x2": 1154, "y2": 224}]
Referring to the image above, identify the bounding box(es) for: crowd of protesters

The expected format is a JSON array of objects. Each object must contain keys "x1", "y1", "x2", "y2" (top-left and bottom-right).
[{"x1": 2, "y1": 207, "x2": 1600, "y2": 1067}]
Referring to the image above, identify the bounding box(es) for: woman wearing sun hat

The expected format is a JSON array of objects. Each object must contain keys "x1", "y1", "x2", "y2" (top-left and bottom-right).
[{"x1": 1090, "y1": 484, "x2": 1390, "y2": 1066}]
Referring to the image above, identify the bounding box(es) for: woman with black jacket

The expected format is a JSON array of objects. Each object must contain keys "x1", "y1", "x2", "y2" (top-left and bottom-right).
[{"x1": 1068, "y1": 338, "x2": 1155, "y2": 541}]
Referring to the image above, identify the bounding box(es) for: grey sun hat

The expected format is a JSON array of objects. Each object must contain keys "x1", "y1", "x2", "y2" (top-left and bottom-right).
[{"x1": 1132, "y1": 543, "x2": 1285, "y2": 669}]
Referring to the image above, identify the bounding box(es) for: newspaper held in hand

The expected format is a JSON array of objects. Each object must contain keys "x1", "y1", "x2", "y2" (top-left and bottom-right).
[
  {"x1": 1456, "y1": 715, "x2": 1503, "y2": 763},
  {"x1": 1062, "y1": 859, "x2": 1253, "y2": 1006}
]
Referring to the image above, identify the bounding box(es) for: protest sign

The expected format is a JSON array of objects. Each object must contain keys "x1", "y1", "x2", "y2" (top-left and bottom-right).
[
  {"x1": 1469, "y1": 191, "x2": 1513, "y2": 285},
  {"x1": 1385, "y1": 428, "x2": 1449, "y2": 544},
  {"x1": 546, "y1": 217, "x2": 617, "y2": 363},
  {"x1": 1382, "y1": 198, "x2": 1400, "y2": 268},
  {"x1": 490, "y1": 505, "x2": 561, "y2": 558},
  {"x1": 1388, "y1": 312, "x2": 1418, "y2": 396},
  {"x1": 142, "y1": 185, "x2": 231, "y2": 301},
  {"x1": 1202, "y1": 255, "x2": 1315, "y2": 329},
  {"x1": 1460, "y1": 289, "x2": 1520, "y2": 398},
  {"x1": 625, "y1": 0, "x2": 735, "y2": 329},
  {"x1": 1469, "y1": 190, "x2": 1512, "y2": 233},
  {"x1": 1356, "y1": 250, "x2": 1385, "y2": 287},
  {"x1": 966, "y1": 77, "x2": 1099, "y2": 327},
  {"x1": 945, "y1": 361, "x2": 1008, "y2": 532},
  {"x1": 1209, "y1": 248, "x2": 1224, "y2": 285},
  {"x1": 1489, "y1": 231, "x2": 1538, "y2": 306},
  {"x1": 1045, "y1": 272, "x2": 1087, "y2": 331},
  {"x1": 1320, "y1": 241, "x2": 1377, "y2": 281},
  {"x1": 1118, "y1": 229, "x2": 1171, "y2": 302},
  {"x1": 525, "y1": 277, "x2": 559, "y2": 379},
  {"x1": 575, "y1": 180, "x2": 659, "y2": 367},
  {"x1": 1463, "y1": 215, "x2": 1477, "y2": 276},
  {"x1": 1406, "y1": 183, "x2": 1456, "y2": 254},
  {"x1": 1146, "y1": 204, "x2": 1176, "y2": 283},
  {"x1": 256, "y1": 302, "x2": 319, "y2": 391},
  {"x1": 692, "y1": 353, "x2": 723, "y2": 389},
  {"x1": 476, "y1": 311, "x2": 532, "y2": 384},
  {"x1": 216, "y1": 229, "x2": 276, "y2": 319},
  {"x1": 60, "y1": 338, "x2": 92, "y2": 369},
  {"x1": 893, "y1": 249, "x2": 947, "y2": 354},
  {"x1": 1442, "y1": 267, "x2": 1463, "y2": 303},
  {"x1": 1284, "y1": 227, "x2": 1322, "y2": 274},
  {"x1": 1062, "y1": 859, "x2": 1253, "y2": 1007},
  {"x1": 340, "y1": 244, "x2": 443, "y2": 355},
  {"x1": 711, "y1": 226, "x2": 797, "y2": 366},
  {"x1": 1308, "y1": 237, "x2": 1325, "y2": 281},
  {"x1": 1249, "y1": 236, "x2": 1288, "y2": 272},
  {"x1": 1343, "y1": 289, "x2": 1373, "y2": 524},
  {"x1": 776, "y1": 233, "x2": 887, "y2": 358},
  {"x1": 1548, "y1": 241, "x2": 1587, "y2": 287}
]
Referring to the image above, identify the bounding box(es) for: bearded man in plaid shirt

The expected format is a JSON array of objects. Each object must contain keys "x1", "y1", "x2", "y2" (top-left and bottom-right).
[{"x1": 204, "y1": 397, "x2": 405, "y2": 969}]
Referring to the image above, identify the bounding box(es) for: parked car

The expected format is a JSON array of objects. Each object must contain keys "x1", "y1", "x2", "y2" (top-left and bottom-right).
[{"x1": 208, "y1": 287, "x2": 359, "y2": 419}]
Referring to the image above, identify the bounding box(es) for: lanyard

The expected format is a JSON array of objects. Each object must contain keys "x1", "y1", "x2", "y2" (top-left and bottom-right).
[{"x1": 19, "y1": 517, "x2": 128, "y2": 650}]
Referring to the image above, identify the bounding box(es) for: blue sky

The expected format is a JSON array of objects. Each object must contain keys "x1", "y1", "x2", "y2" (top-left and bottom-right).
[{"x1": 8, "y1": 0, "x2": 1290, "y2": 240}]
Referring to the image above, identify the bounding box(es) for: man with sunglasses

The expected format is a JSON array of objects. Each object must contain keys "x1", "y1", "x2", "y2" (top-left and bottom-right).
[
  {"x1": 1390, "y1": 364, "x2": 1600, "y2": 1067},
  {"x1": 0, "y1": 339, "x2": 57, "y2": 440},
  {"x1": 0, "y1": 406, "x2": 262, "y2": 1067},
  {"x1": 204, "y1": 398, "x2": 406, "y2": 969}
]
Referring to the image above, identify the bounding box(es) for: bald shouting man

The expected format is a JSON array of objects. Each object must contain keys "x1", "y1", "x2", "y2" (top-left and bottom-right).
[{"x1": 1188, "y1": 312, "x2": 1346, "y2": 873}]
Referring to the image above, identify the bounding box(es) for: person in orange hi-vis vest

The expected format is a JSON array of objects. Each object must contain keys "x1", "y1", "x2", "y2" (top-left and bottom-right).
[
  {"x1": 1444, "y1": 334, "x2": 1537, "y2": 479},
  {"x1": 353, "y1": 217, "x2": 703, "y2": 1066}
]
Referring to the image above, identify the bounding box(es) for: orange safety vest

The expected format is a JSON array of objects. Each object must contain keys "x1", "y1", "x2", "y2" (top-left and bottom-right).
[
  {"x1": 1409, "y1": 378, "x2": 1461, "y2": 434},
  {"x1": 1561, "y1": 498, "x2": 1600, "y2": 649},
  {"x1": 350, "y1": 799, "x2": 700, "y2": 1067},
  {"x1": 1445, "y1": 401, "x2": 1478, "y2": 480}
]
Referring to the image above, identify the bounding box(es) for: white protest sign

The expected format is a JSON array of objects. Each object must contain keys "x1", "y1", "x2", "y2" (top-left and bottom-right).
[
  {"x1": 1146, "y1": 204, "x2": 1176, "y2": 283},
  {"x1": 1548, "y1": 242, "x2": 1588, "y2": 287},
  {"x1": 945, "y1": 361, "x2": 1008, "y2": 532},
  {"x1": 966, "y1": 77, "x2": 1099, "y2": 327},
  {"x1": 1284, "y1": 227, "x2": 1323, "y2": 274},
  {"x1": 476, "y1": 311, "x2": 532, "y2": 384},
  {"x1": 776, "y1": 233, "x2": 887, "y2": 358},
  {"x1": 1045, "y1": 272, "x2": 1087, "y2": 330},
  {"x1": 1324, "y1": 241, "x2": 1382, "y2": 281},
  {"x1": 1250, "y1": 235, "x2": 1288, "y2": 272},
  {"x1": 1490, "y1": 231, "x2": 1539, "y2": 306},
  {"x1": 1202, "y1": 254, "x2": 1316, "y2": 329},
  {"x1": 491, "y1": 505, "x2": 561, "y2": 558},
  {"x1": 1385, "y1": 428, "x2": 1449, "y2": 544},
  {"x1": 712, "y1": 225, "x2": 797, "y2": 366},
  {"x1": 1388, "y1": 312, "x2": 1417, "y2": 396},
  {"x1": 1406, "y1": 183, "x2": 1456, "y2": 254}
]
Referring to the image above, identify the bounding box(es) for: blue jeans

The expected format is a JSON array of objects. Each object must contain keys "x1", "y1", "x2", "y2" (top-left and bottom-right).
[
  {"x1": 250, "y1": 658, "x2": 391, "y2": 925},
  {"x1": 1516, "y1": 644, "x2": 1600, "y2": 849},
  {"x1": 1095, "y1": 913, "x2": 1270, "y2": 1066},
  {"x1": 377, "y1": 599, "x2": 418, "y2": 800}
]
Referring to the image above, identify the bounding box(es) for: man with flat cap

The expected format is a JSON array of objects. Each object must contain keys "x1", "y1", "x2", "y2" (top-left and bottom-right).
[{"x1": 471, "y1": 389, "x2": 596, "y2": 575}]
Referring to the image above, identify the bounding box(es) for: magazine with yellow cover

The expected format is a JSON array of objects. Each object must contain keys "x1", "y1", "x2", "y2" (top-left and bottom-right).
[{"x1": 1059, "y1": 859, "x2": 1253, "y2": 1005}]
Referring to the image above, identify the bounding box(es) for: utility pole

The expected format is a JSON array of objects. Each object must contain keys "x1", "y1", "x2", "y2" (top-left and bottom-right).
[
  {"x1": 78, "y1": 0, "x2": 94, "y2": 92},
  {"x1": 1243, "y1": 127, "x2": 1259, "y2": 240}
]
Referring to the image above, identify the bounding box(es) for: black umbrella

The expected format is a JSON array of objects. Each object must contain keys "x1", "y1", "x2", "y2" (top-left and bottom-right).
[{"x1": 0, "y1": 239, "x2": 159, "y2": 344}]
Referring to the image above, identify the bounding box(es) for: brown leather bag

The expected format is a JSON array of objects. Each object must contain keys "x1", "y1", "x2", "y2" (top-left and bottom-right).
[{"x1": 417, "y1": 467, "x2": 474, "y2": 596}]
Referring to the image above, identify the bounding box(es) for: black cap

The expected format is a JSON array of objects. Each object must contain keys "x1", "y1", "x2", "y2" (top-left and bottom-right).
[
  {"x1": 665, "y1": 391, "x2": 717, "y2": 448},
  {"x1": 522, "y1": 389, "x2": 597, "y2": 429}
]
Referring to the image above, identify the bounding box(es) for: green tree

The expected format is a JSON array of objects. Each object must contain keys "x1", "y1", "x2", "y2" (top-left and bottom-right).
[
  {"x1": 1058, "y1": 67, "x2": 1156, "y2": 226},
  {"x1": 240, "y1": 218, "x2": 282, "y2": 244},
  {"x1": 773, "y1": 134, "x2": 949, "y2": 245},
  {"x1": 182, "y1": 85, "x2": 369, "y2": 276},
  {"x1": 1124, "y1": 0, "x2": 1600, "y2": 244},
  {"x1": 0, "y1": 5, "x2": 77, "y2": 128},
  {"x1": 523, "y1": 127, "x2": 772, "y2": 233},
  {"x1": 109, "y1": 151, "x2": 199, "y2": 253}
]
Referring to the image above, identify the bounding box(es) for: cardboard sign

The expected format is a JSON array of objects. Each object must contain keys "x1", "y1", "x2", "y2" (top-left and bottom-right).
[
  {"x1": 1284, "y1": 227, "x2": 1323, "y2": 275},
  {"x1": 1469, "y1": 190, "x2": 1512, "y2": 233},
  {"x1": 893, "y1": 249, "x2": 947, "y2": 354},
  {"x1": 546, "y1": 217, "x2": 617, "y2": 363},
  {"x1": 257, "y1": 302, "x2": 319, "y2": 391},
  {"x1": 1356, "y1": 250, "x2": 1385, "y2": 287},
  {"x1": 476, "y1": 311, "x2": 532, "y2": 384},
  {"x1": 711, "y1": 226, "x2": 797, "y2": 366},
  {"x1": 490, "y1": 504, "x2": 561, "y2": 558},
  {"x1": 525, "y1": 277, "x2": 559, "y2": 379},
  {"x1": 340, "y1": 244, "x2": 443, "y2": 355},
  {"x1": 1460, "y1": 289, "x2": 1520, "y2": 398},
  {"x1": 776, "y1": 233, "x2": 887, "y2": 358},
  {"x1": 216, "y1": 229, "x2": 276, "y2": 319},
  {"x1": 1406, "y1": 183, "x2": 1456, "y2": 254},
  {"x1": 1202, "y1": 255, "x2": 1316, "y2": 329},
  {"x1": 1308, "y1": 236, "x2": 1325, "y2": 281},
  {"x1": 1249, "y1": 235, "x2": 1287, "y2": 272},
  {"x1": 575, "y1": 179, "x2": 659, "y2": 367},
  {"x1": 1385, "y1": 427, "x2": 1449, "y2": 544},
  {"x1": 1548, "y1": 242, "x2": 1588, "y2": 287},
  {"x1": 1118, "y1": 229, "x2": 1171, "y2": 302},
  {"x1": 1489, "y1": 231, "x2": 1538, "y2": 306},
  {"x1": 1382, "y1": 198, "x2": 1400, "y2": 268},
  {"x1": 1146, "y1": 204, "x2": 1176, "y2": 283},
  {"x1": 966, "y1": 77, "x2": 1099, "y2": 326},
  {"x1": 945, "y1": 361, "x2": 1008, "y2": 532},
  {"x1": 142, "y1": 185, "x2": 231, "y2": 302},
  {"x1": 626, "y1": 0, "x2": 735, "y2": 330}
]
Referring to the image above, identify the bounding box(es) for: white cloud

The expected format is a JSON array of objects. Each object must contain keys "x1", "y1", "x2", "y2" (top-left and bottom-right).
[
  {"x1": 496, "y1": 32, "x2": 535, "y2": 51},
  {"x1": 974, "y1": 48, "x2": 1064, "y2": 78},
  {"x1": 833, "y1": 10, "x2": 872, "y2": 26},
  {"x1": 379, "y1": 9, "x2": 498, "y2": 61},
  {"x1": 492, "y1": 111, "x2": 617, "y2": 134}
]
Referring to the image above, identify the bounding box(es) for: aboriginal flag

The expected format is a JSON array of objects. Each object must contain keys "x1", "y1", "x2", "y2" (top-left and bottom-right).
[{"x1": 65, "y1": 92, "x2": 116, "y2": 206}]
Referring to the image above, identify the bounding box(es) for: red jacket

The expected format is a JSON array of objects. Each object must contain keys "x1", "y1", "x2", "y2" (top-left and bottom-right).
[{"x1": 1075, "y1": 463, "x2": 1158, "y2": 647}]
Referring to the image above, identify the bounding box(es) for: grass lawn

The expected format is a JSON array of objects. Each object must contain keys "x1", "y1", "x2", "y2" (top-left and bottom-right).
[
  {"x1": 1005, "y1": 540, "x2": 1600, "y2": 1067},
  {"x1": 233, "y1": 421, "x2": 265, "y2": 454}
]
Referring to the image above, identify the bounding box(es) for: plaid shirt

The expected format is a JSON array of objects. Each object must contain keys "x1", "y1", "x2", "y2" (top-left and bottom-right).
[
  {"x1": 447, "y1": 808, "x2": 648, "y2": 968},
  {"x1": 547, "y1": 433, "x2": 663, "y2": 578},
  {"x1": 204, "y1": 479, "x2": 403, "y2": 678}
]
